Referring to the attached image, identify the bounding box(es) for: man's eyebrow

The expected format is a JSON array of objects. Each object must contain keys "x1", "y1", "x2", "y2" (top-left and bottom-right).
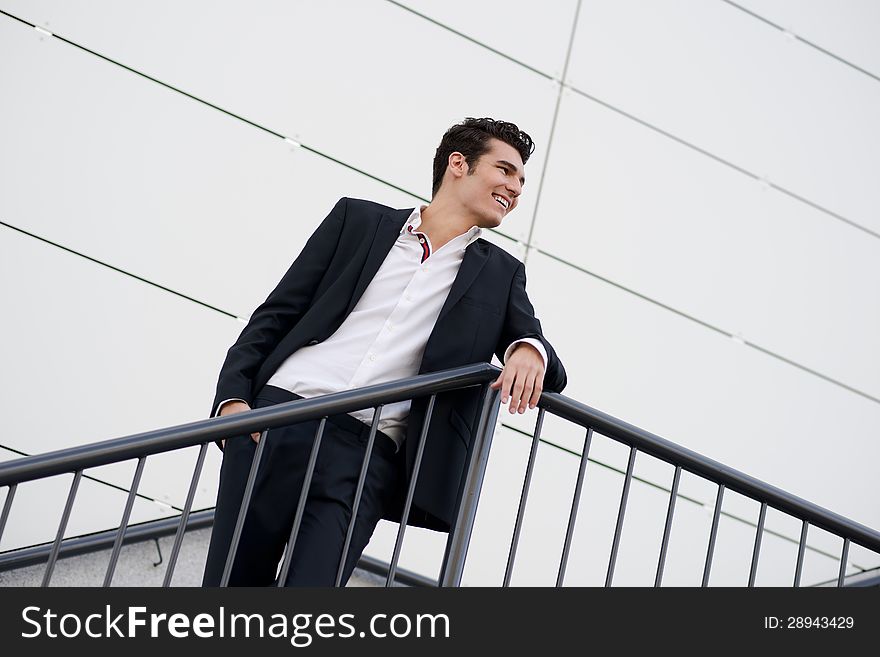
[{"x1": 497, "y1": 160, "x2": 526, "y2": 185}]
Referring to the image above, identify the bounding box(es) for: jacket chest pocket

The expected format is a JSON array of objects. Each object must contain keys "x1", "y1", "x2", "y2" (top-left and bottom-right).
[{"x1": 459, "y1": 296, "x2": 501, "y2": 316}]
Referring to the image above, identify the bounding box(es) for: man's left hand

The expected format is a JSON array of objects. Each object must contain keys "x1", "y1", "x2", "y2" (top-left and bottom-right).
[{"x1": 490, "y1": 343, "x2": 546, "y2": 414}]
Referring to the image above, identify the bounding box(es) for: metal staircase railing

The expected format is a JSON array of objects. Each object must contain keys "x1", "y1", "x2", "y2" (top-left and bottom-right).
[{"x1": 1, "y1": 362, "x2": 878, "y2": 587}]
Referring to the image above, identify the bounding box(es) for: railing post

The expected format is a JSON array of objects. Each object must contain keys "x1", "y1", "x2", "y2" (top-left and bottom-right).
[{"x1": 439, "y1": 384, "x2": 502, "y2": 587}]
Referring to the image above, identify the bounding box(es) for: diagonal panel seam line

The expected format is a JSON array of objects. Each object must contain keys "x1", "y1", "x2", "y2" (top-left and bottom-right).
[
  {"x1": 0, "y1": 216, "x2": 521, "y2": 350},
  {"x1": 300, "y1": 145, "x2": 429, "y2": 201},
  {"x1": 1, "y1": 13, "x2": 877, "y2": 403},
  {"x1": 536, "y1": 246, "x2": 880, "y2": 406},
  {"x1": 0, "y1": 9, "x2": 422, "y2": 203},
  {"x1": 523, "y1": 0, "x2": 582, "y2": 266},
  {"x1": 2, "y1": 7, "x2": 876, "y2": 243},
  {"x1": 0, "y1": 9, "x2": 284, "y2": 141},
  {"x1": 0, "y1": 443, "x2": 185, "y2": 513},
  {"x1": 567, "y1": 87, "x2": 880, "y2": 241},
  {"x1": 387, "y1": 0, "x2": 880, "y2": 87},
  {"x1": 0, "y1": 218, "x2": 522, "y2": 318},
  {"x1": 384, "y1": 0, "x2": 555, "y2": 80},
  {"x1": 0, "y1": 220, "x2": 238, "y2": 319},
  {"x1": 721, "y1": 0, "x2": 880, "y2": 83},
  {"x1": 502, "y1": 422, "x2": 871, "y2": 570}
]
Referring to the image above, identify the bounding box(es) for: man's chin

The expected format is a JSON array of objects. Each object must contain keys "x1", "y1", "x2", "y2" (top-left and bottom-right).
[{"x1": 485, "y1": 211, "x2": 505, "y2": 228}]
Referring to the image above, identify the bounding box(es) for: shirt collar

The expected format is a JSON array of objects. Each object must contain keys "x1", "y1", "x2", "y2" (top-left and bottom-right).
[{"x1": 400, "y1": 205, "x2": 482, "y2": 249}]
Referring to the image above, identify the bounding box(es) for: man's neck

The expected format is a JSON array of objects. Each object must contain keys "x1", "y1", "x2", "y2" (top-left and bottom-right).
[{"x1": 419, "y1": 199, "x2": 477, "y2": 252}]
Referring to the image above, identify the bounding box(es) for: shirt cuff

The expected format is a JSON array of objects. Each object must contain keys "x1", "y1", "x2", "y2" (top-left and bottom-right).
[
  {"x1": 503, "y1": 338, "x2": 548, "y2": 370},
  {"x1": 215, "y1": 398, "x2": 248, "y2": 417}
]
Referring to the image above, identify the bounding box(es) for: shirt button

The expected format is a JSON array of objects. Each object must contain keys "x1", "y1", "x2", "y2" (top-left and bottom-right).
[
  {"x1": 369, "y1": 353, "x2": 376, "y2": 361},
  {"x1": 387, "y1": 322, "x2": 394, "y2": 330}
]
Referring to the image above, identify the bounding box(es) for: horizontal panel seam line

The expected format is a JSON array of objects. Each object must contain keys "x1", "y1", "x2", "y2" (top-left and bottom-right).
[{"x1": 0, "y1": 443, "x2": 185, "y2": 513}]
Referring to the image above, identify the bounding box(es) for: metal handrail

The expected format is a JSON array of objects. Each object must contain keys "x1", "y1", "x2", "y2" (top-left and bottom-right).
[{"x1": 0, "y1": 363, "x2": 499, "y2": 487}]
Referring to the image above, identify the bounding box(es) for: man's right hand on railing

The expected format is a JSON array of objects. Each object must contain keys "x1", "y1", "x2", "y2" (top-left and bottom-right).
[{"x1": 218, "y1": 400, "x2": 262, "y2": 449}]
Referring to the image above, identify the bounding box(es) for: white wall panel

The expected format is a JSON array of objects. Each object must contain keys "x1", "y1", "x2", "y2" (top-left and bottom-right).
[
  {"x1": 521, "y1": 250, "x2": 880, "y2": 544},
  {"x1": 0, "y1": 16, "x2": 419, "y2": 321},
  {"x1": 0, "y1": 1, "x2": 557, "y2": 240},
  {"x1": 2, "y1": 0, "x2": 877, "y2": 584},
  {"x1": 532, "y1": 89, "x2": 880, "y2": 400},
  {"x1": 394, "y1": 0, "x2": 579, "y2": 77},
  {"x1": 566, "y1": 0, "x2": 880, "y2": 234},
  {"x1": 0, "y1": 227, "x2": 235, "y2": 513},
  {"x1": 735, "y1": 0, "x2": 880, "y2": 76}
]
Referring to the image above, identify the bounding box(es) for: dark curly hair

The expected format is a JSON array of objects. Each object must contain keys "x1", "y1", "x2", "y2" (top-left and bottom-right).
[{"x1": 431, "y1": 117, "x2": 535, "y2": 197}]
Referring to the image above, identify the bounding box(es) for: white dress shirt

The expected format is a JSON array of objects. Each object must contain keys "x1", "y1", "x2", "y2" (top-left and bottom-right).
[{"x1": 221, "y1": 205, "x2": 547, "y2": 449}]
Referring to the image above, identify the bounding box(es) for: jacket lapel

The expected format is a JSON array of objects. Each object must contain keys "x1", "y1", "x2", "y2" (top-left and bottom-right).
[
  {"x1": 435, "y1": 239, "x2": 490, "y2": 324},
  {"x1": 344, "y1": 208, "x2": 410, "y2": 318}
]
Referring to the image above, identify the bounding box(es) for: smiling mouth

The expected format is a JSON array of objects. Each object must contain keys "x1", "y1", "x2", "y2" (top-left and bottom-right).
[{"x1": 492, "y1": 194, "x2": 510, "y2": 210}]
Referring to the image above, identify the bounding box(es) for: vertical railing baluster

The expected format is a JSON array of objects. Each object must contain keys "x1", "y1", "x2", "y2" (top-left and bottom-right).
[
  {"x1": 503, "y1": 408, "x2": 546, "y2": 587},
  {"x1": 387, "y1": 395, "x2": 436, "y2": 587},
  {"x1": 42, "y1": 470, "x2": 83, "y2": 587},
  {"x1": 163, "y1": 442, "x2": 209, "y2": 587},
  {"x1": 794, "y1": 520, "x2": 809, "y2": 587},
  {"x1": 220, "y1": 428, "x2": 269, "y2": 587},
  {"x1": 103, "y1": 456, "x2": 146, "y2": 587},
  {"x1": 277, "y1": 418, "x2": 327, "y2": 587},
  {"x1": 837, "y1": 538, "x2": 850, "y2": 587},
  {"x1": 654, "y1": 465, "x2": 681, "y2": 587},
  {"x1": 439, "y1": 385, "x2": 502, "y2": 588},
  {"x1": 0, "y1": 483, "x2": 17, "y2": 547},
  {"x1": 335, "y1": 405, "x2": 383, "y2": 587},
  {"x1": 748, "y1": 502, "x2": 767, "y2": 587},
  {"x1": 557, "y1": 426, "x2": 594, "y2": 587},
  {"x1": 701, "y1": 484, "x2": 725, "y2": 587},
  {"x1": 605, "y1": 446, "x2": 638, "y2": 587}
]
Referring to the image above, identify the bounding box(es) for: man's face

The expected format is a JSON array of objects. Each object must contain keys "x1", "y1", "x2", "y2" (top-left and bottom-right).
[{"x1": 457, "y1": 138, "x2": 525, "y2": 228}]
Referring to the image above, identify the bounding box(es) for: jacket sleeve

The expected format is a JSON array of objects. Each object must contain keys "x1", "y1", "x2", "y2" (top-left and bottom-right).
[
  {"x1": 209, "y1": 197, "x2": 347, "y2": 416},
  {"x1": 494, "y1": 261, "x2": 567, "y2": 393}
]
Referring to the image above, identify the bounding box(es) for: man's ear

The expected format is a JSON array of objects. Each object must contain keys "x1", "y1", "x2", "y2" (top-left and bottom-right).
[{"x1": 448, "y1": 151, "x2": 467, "y2": 180}]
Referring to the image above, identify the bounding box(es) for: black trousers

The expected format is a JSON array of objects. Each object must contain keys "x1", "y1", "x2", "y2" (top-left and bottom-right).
[{"x1": 202, "y1": 385, "x2": 402, "y2": 587}]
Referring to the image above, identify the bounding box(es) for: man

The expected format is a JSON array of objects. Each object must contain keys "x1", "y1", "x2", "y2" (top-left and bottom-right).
[{"x1": 202, "y1": 117, "x2": 567, "y2": 587}]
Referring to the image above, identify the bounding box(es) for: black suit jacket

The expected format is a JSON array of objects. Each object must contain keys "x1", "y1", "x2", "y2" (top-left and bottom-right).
[{"x1": 211, "y1": 197, "x2": 567, "y2": 531}]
